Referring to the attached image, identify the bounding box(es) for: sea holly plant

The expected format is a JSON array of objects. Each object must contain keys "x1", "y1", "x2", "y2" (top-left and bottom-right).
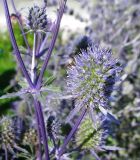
[{"x1": 0, "y1": 0, "x2": 123, "y2": 159}]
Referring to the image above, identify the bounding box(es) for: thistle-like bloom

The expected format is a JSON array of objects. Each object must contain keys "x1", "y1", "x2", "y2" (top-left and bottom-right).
[
  {"x1": 76, "y1": 115, "x2": 108, "y2": 150},
  {"x1": 0, "y1": 116, "x2": 22, "y2": 153},
  {"x1": 26, "y1": 5, "x2": 49, "y2": 32},
  {"x1": 22, "y1": 128, "x2": 38, "y2": 147},
  {"x1": 47, "y1": 116, "x2": 60, "y2": 140},
  {"x1": 67, "y1": 44, "x2": 122, "y2": 124},
  {"x1": 0, "y1": 117, "x2": 15, "y2": 150}
]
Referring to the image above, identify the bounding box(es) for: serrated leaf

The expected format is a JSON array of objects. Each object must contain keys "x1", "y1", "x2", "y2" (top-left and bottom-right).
[
  {"x1": 89, "y1": 104, "x2": 98, "y2": 130},
  {"x1": 40, "y1": 85, "x2": 61, "y2": 93},
  {"x1": 101, "y1": 145, "x2": 124, "y2": 151},
  {"x1": 99, "y1": 106, "x2": 119, "y2": 124},
  {"x1": 14, "y1": 145, "x2": 28, "y2": 154},
  {"x1": 0, "y1": 90, "x2": 28, "y2": 99},
  {"x1": 106, "y1": 113, "x2": 120, "y2": 125},
  {"x1": 43, "y1": 76, "x2": 56, "y2": 86},
  {"x1": 18, "y1": 46, "x2": 29, "y2": 55},
  {"x1": 18, "y1": 79, "x2": 29, "y2": 88},
  {"x1": 66, "y1": 102, "x2": 82, "y2": 123},
  {"x1": 90, "y1": 149, "x2": 101, "y2": 160}
]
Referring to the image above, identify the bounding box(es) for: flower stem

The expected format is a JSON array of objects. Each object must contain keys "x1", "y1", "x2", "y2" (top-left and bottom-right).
[
  {"x1": 4, "y1": 145, "x2": 8, "y2": 160},
  {"x1": 10, "y1": 0, "x2": 32, "y2": 55},
  {"x1": 3, "y1": 0, "x2": 34, "y2": 88},
  {"x1": 31, "y1": 33, "x2": 37, "y2": 83},
  {"x1": 34, "y1": 97, "x2": 50, "y2": 160},
  {"x1": 34, "y1": 99, "x2": 42, "y2": 160},
  {"x1": 58, "y1": 107, "x2": 87, "y2": 158}
]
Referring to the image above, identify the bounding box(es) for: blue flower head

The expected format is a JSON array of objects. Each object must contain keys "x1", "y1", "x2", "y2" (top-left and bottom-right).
[
  {"x1": 67, "y1": 43, "x2": 122, "y2": 125},
  {"x1": 26, "y1": 5, "x2": 49, "y2": 32}
]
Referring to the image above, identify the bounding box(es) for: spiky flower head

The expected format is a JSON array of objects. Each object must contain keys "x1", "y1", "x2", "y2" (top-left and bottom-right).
[
  {"x1": 26, "y1": 5, "x2": 49, "y2": 32},
  {"x1": 0, "y1": 117, "x2": 17, "y2": 152},
  {"x1": 67, "y1": 44, "x2": 122, "y2": 123},
  {"x1": 22, "y1": 128, "x2": 38, "y2": 147},
  {"x1": 47, "y1": 115, "x2": 60, "y2": 140},
  {"x1": 76, "y1": 115, "x2": 108, "y2": 150}
]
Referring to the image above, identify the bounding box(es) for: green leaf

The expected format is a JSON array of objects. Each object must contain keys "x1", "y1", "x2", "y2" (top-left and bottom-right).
[{"x1": 0, "y1": 90, "x2": 28, "y2": 100}]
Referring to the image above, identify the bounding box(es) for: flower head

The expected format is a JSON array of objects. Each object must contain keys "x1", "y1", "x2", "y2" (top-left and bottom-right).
[
  {"x1": 26, "y1": 5, "x2": 49, "y2": 32},
  {"x1": 76, "y1": 115, "x2": 108, "y2": 150},
  {"x1": 67, "y1": 44, "x2": 122, "y2": 123},
  {"x1": 47, "y1": 115, "x2": 60, "y2": 140},
  {"x1": 22, "y1": 128, "x2": 38, "y2": 146},
  {"x1": 0, "y1": 117, "x2": 18, "y2": 152}
]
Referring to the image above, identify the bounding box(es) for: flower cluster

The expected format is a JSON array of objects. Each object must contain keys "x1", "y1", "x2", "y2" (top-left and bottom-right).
[
  {"x1": 67, "y1": 44, "x2": 122, "y2": 122},
  {"x1": 26, "y1": 5, "x2": 49, "y2": 32}
]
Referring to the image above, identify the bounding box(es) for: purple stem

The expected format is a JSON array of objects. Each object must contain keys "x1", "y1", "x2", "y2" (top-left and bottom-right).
[
  {"x1": 38, "y1": 33, "x2": 49, "y2": 57},
  {"x1": 35, "y1": 33, "x2": 42, "y2": 57},
  {"x1": 58, "y1": 107, "x2": 87, "y2": 158},
  {"x1": 42, "y1": 0, "x2": 47, "y2": 9},
  {"x1": 3, "y1": 0, "x2": 34, "y2": 88},
  {"x1": 4, "y1": 145, "x2": 8, "y2": 160},
  {"x1": 36, "y1": 0, "x2": 67, "y2": 90},
  {"x1": 34, "y1": 99, "x2": 42, "y2": 160},
  {"x1": 34, "y1": 98, "x2": 50, "y2": 160},
  {"x1": 10, "y1": 0, "x2": 32, "y2": 55}
]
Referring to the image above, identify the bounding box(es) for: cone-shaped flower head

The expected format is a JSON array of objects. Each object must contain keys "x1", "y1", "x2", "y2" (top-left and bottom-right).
[
  {"x1": 76, "y1": 115, "x2": 108, "y2": 150},
  {"x1": 0, "y1": 117, "x2": 16, "y2": 151},
  {"x1": 26, "y1": 5, "x2": 49, "y2": 32},
  {"x1": 0, "y1": 116, "x2": 24, "y2": 154},
  {"x1": 22, "y1": 128, "x2": 38, "y2": 147},
  {"x1": 67, "y1": 44, "x2": 122, "y2": 121}
]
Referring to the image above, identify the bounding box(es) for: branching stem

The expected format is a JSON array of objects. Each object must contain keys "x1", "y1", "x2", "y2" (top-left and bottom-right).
[
  {"x1": 31, "y1": 33, "x2": 37, "y2": 83},
  {"x1": 34, "y1": 98, "x2": 50, "y2": 160},
  {"x1": 10, "y1": 0, "x2": 32, "y2": 54},
  {"x1": 34, "y1": 99, "x2": 42, "y2": 160},
  {"x1": 36, "y1": 0, "x2": 67, "y2": 89},
  {"x1": 58, "y1": 107, "x2": 87, "y2": 158},
  {"x1": 3, "y1": 0, "x2": 34, "y2": 88}
]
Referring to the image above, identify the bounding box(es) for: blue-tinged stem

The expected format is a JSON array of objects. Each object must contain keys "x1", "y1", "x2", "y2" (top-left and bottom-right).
[
  {"x1": 38, "y1": 33, "x2": 49, "y2": 58},
  {"x1": 34, "y1": 99, "x2": 42, "y2": 160},
  {"x1": 3, "y1": 0, "x2": 34, "y2": 89},
  {"x1": 10, "y1": 0, "x2": 32, "y2": 55},
  {"x1": 4, "y1": 145, "x2": 8, "y2": 160},
  {"x1": 34, "y1": 98, "x2": 50, "y2": 160},
  {"x1": 36, "y1": 0, "x2": 67, "y2": 90},
  {"x1": 31, "y1": 33, "x2": 37, "y2": 83},
  {"x1": 58, "y1": 107, "x2": 87, "y2": 158},
  {"x1": 42, "y1": 0, "x2": 47, "y2": 9}
]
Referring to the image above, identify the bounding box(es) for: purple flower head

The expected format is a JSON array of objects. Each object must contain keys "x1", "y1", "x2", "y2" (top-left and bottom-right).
[
  {"x1": 67, "y1": 43, "x2": 122, "y2": 125},
  {"x1": 47, "y1": 115, "x2": 60, "y2": 140},
  {"x1": 26, "y1": 5, "x2": 49, "y2": 32}
]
